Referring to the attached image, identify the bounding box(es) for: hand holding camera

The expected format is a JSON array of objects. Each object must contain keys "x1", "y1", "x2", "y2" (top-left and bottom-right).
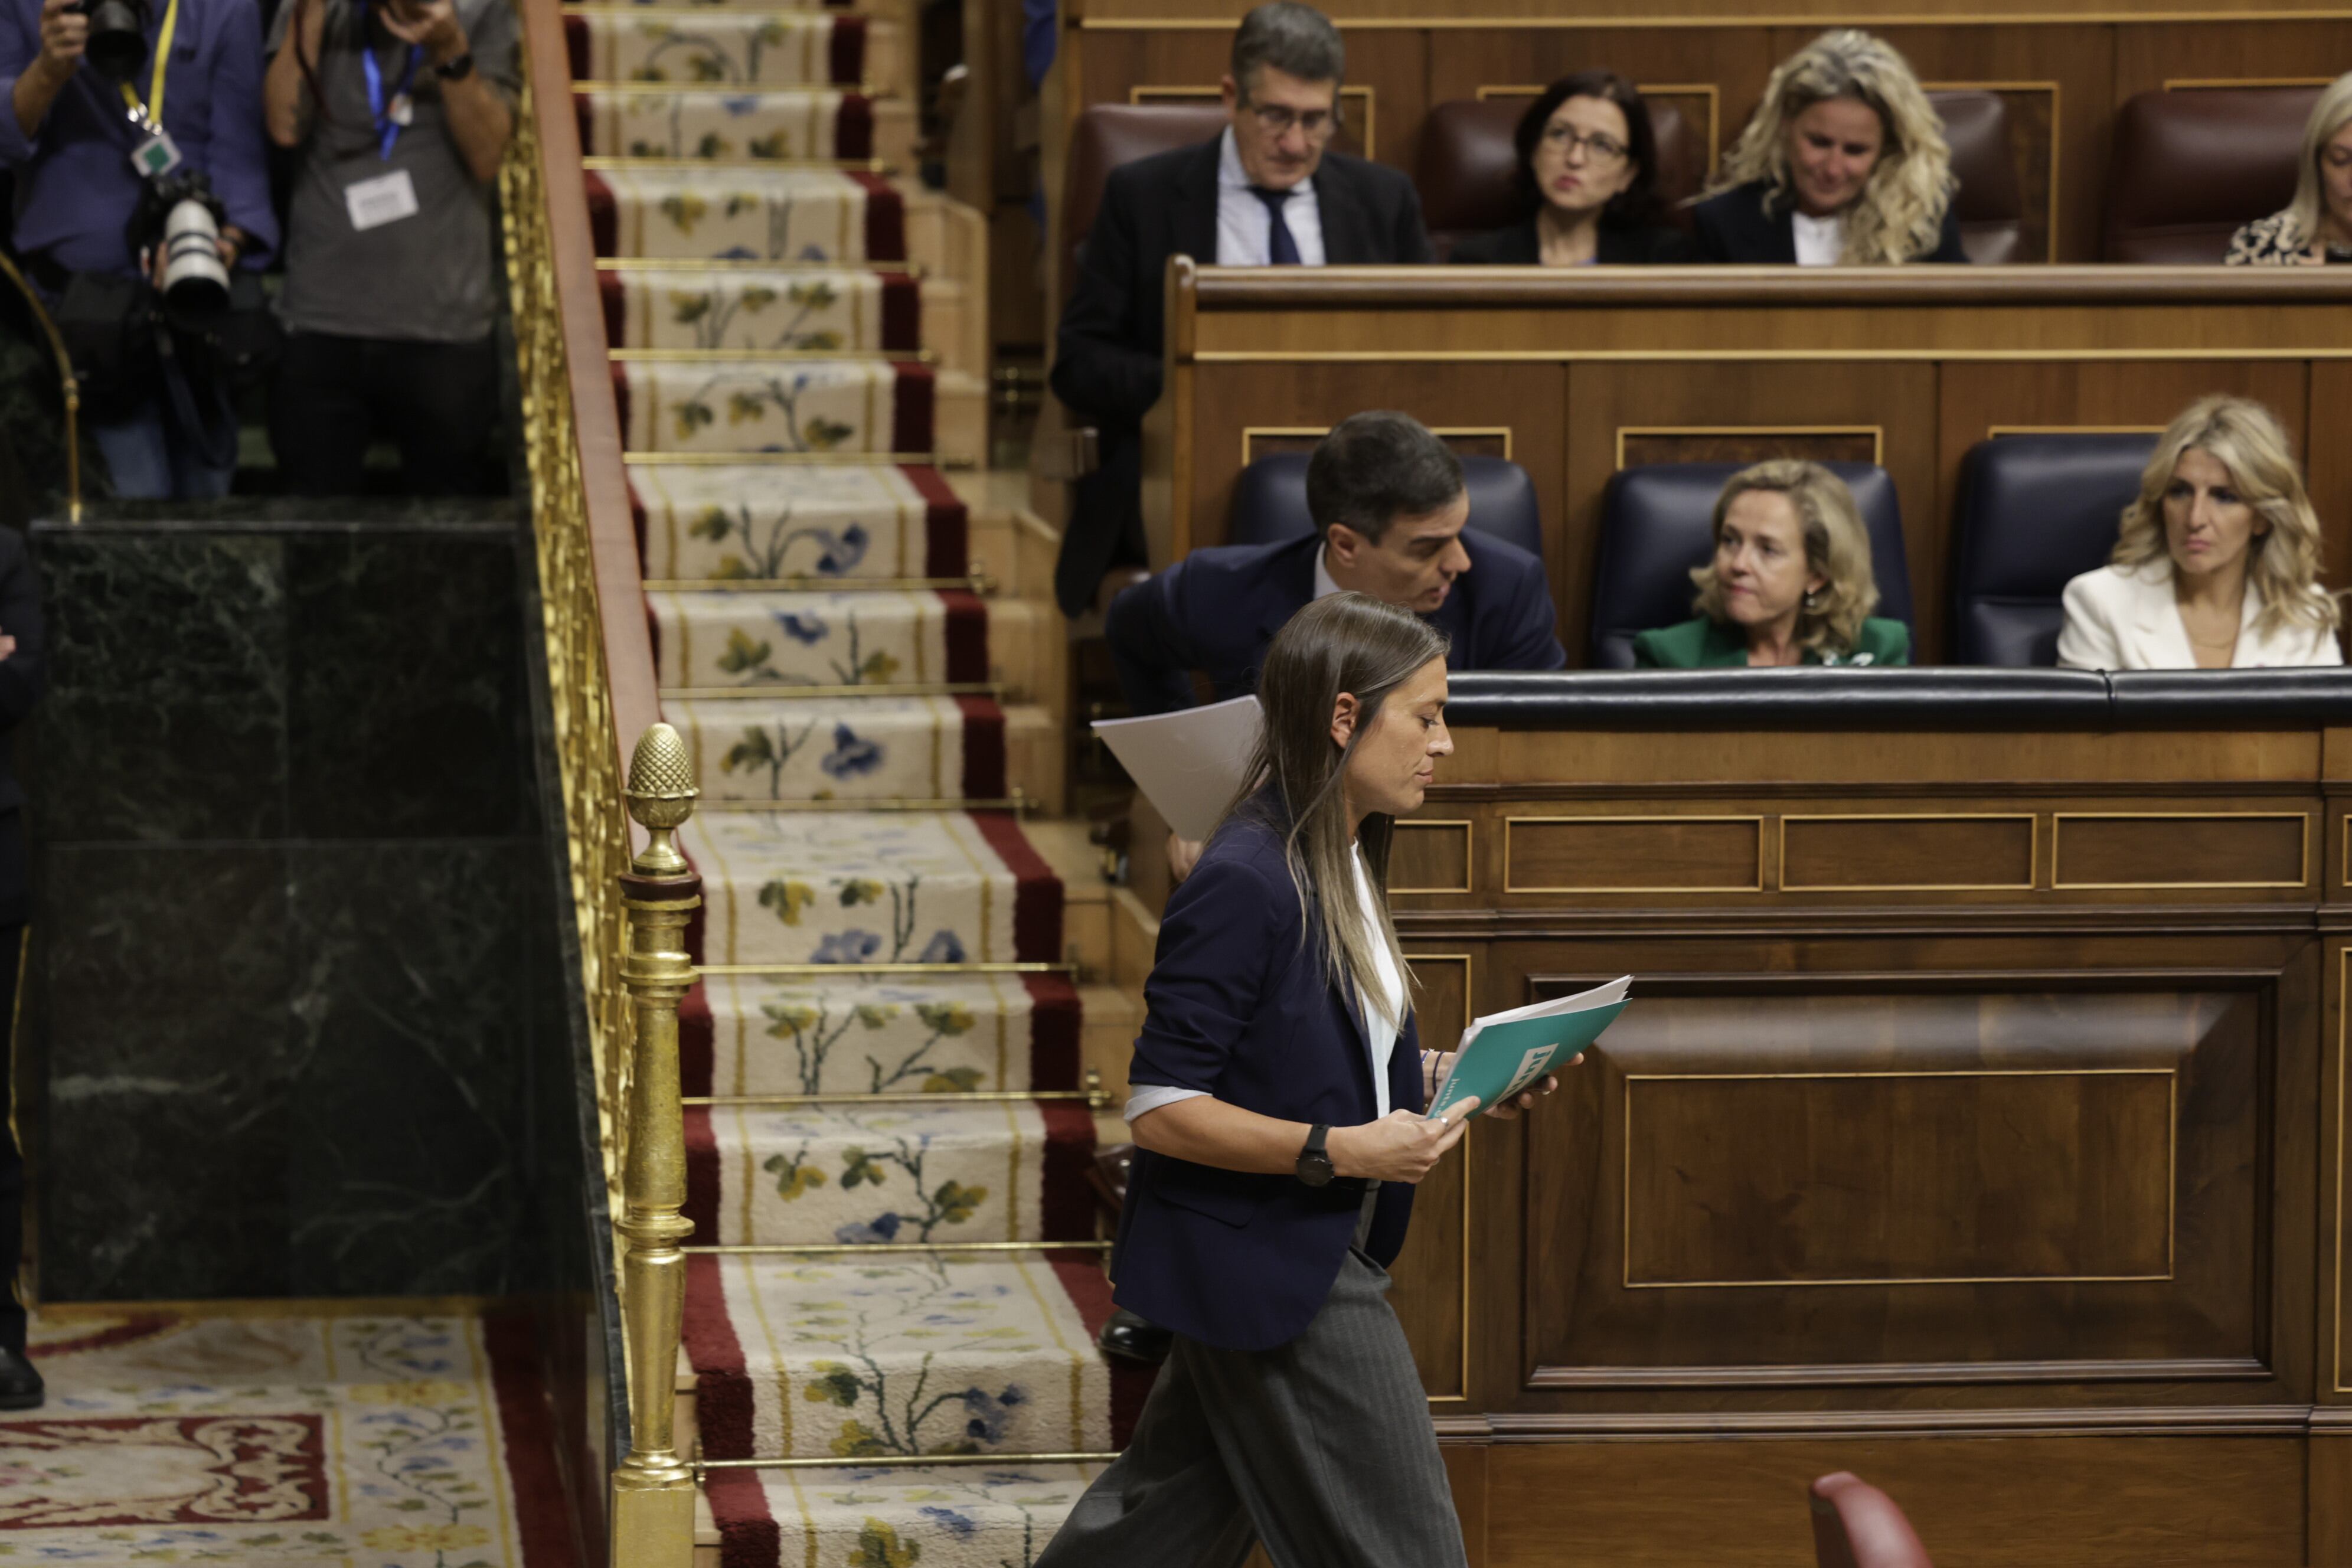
[
  {"x1": 374, "y1": 0, "x2": 466, "y2": 68},
  {"x1": 31, "y1": 0, "x2": 87, "y2": 82}
]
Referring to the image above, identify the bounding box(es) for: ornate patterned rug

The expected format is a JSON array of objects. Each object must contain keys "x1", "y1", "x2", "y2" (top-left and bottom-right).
[{"x1": 0, "y1": 1304, "x2": 574, "y2": 1567}]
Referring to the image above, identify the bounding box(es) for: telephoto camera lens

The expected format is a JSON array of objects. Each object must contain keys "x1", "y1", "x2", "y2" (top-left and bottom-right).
[
  {"x1": 159, "y1": 198, "x2": 230, "y2": 328},
  {"x1": 72, "y1": 0, "x2": 149, "y2": 84}
]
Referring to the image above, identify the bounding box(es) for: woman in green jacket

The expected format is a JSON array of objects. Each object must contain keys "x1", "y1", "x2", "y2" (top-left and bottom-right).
[{"x1": 1632, "y1": 459, "x2": 1910, "y2": 668}]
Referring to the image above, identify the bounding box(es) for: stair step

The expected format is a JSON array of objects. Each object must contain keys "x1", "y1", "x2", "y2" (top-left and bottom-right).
[
  {"x1": 684, "y1": 969, "x2": 1084, "y2": 1096},
  {"x1": 588, "y1": 168, "x2": 979, "y2": 287},
  {"x1": 669, "y1": 694, "x2": 1055, "y2": 806},
  {"x1": 698, "y1": 1461, "x2": 1102, "y2": 1568},
  {"x1": 564, "y1": 8, "x2": 907, "y2": 94},
  {"x1": 685, "y1": 1099, "x2": 1095, "y2": 1244},
  {"x1": 682, "y1": 809, "x2": 1063, "y2": 967},
  {"x1": 578, "y1": 87, "x2": 917, "y2": 168},
  {"x1": 682, "y1": 1251, "x2": 1125, "y2": 1461},
  {"x1": 615, "y1": 357, "x2": 985, "y2": 465},
  {"x1": 649, "y1": 589, "x2": 1051, "y2": 700},
  {"x1": 603, "y1": 264, "x2": 979, "y2": 373},
  {"x1": 633, "y1": 461, "x2": 966, "y2": 582}
]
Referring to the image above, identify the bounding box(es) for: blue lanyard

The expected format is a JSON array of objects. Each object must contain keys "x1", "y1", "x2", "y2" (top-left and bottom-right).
[{"x1": 355, "y1": 0, "x2": 422, "y2": 160}]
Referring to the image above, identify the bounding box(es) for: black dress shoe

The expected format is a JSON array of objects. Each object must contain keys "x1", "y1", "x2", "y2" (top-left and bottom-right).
[
  {"x1": 1097, "y1": 1307, "x2": 1172, "y2": 1366},
  {"x1": 0, "y1": 1347, "x2": 43, "y2": 1409}
]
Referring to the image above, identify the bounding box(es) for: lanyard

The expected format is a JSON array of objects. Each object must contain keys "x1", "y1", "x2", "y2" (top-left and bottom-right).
[
  {"x1": 114, "y1": 0, "x2": 179, "y2": 129},
  {"x1": 355, "y1": 0, "x2": 421, "y2": 161}
]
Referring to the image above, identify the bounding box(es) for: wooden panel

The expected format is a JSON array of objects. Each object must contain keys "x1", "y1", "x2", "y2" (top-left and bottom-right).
[
  {"x1": 1779, "y1": 814, "x2": 2034, "y2": 892},
  {"x1": 1616, "y1": 429, "x2": 1880, "y2": 469},
  {"x1": 1076, "y1": 27, "x2": 1429, "y2": 169},
  {"x1": 1394, "y1": 952, "x2": 1472, "y2": 1399},
  {"x1": 2052, "y1": 812, "x2": 2309, "y2": 890},
  {"x1": 1242, "y1": 427, "x2": 1511, "y2": 465},
  {"x1": 1526, "y1": 986, "x2": 2265, "y2": 1377},
  {"x1": 1623, "y1": 1069, "x2": 2174, "y2": 1285},
  {"x1": 1566, "y1": 359, "x2": 1937, "y2": 661},
  {"x1": 1481, "y1": 1436, "x2": 2306, "y2": 1567},
  {"x1": 1392, "y1": 819, "x2": 1474, "y2": 894},
  {"x1": 1505, "y1": 816, "x2": 1762, "y2": 894}
]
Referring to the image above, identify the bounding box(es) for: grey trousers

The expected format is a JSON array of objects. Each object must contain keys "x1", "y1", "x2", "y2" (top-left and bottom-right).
[{"x1": 1040, "y1": 1194, "x2": 1467, "y2": 1568}]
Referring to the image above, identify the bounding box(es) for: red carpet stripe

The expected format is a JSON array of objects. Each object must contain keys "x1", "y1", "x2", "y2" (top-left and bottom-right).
[
  {"x1": 890, "y1": 362, "x2": 935, "y2": 454},
  {"x1": 966, "y1": 812, "x2": 1064, "y2": 963},
  {"x1": 682, "y1": 1253, "x2": 754, "y2": 1458},
  {"x1": 850, "y1": 171, "x2": 905, "y2": 261},
  {"x1": 828, "y1": 15, "x2": 866, "y2": 85},
  {"x1": 938, "y1": 589, "x2": 988, "y2": 683},
  {"x1": 710, "y1": 1466, "x2": 782, "y2": 1568},
  {"x1": 956, "y1": 694, "x2": 1007, "y2": 798},
  {"x1": 900, "y1": 463, "x2": 968, "y2": 577},
  {"x1": 1050, "y1": 1255, "x2": 1155, "y2": 1447},
  {"x1": 684, "y1": 1106, "x2": 722, "y2": 1239},
  {"x1": 1023, "y1": 972, "x2": 1083, "y2": 1092},
  {"x1": 485, "y1": 1312, "x2": 587, "y2": 1568}
]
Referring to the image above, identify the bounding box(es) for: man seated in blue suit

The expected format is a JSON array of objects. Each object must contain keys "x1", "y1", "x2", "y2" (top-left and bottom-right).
[
  {"x1": 1105, "y1": 409, "x2": 1566, "y2": 880},
  {"x1": 1108, "y1": 409, "x2": 1565, "y2": 716}
]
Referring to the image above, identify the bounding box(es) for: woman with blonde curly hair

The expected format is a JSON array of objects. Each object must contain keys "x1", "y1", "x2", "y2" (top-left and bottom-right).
[
  {"x1": 1693, "y1": 30, "x2": 1966, "y2": 266},
  {"x1": 2057, "y1": 396, "x2": 2343, "y2": 669},
  {"x1": 2225, "y1": 73, "x2": 2352, "y2": 264},
  {"x1": 1634, "y1": 460, "x2": 1910, "y2": 667}
]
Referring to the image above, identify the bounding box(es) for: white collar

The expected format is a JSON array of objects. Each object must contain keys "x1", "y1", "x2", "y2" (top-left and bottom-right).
[{"x1": 1312, "y1": 543, "x2": 1344, "y2": 601}]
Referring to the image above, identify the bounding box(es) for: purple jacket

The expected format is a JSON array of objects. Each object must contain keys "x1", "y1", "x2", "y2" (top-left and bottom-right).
[{"x1": 0, "y1": 0, "x2": 275, "y2": 275}]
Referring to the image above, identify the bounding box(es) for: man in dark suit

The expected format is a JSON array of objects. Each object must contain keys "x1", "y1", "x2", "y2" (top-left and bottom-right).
[
  {"x1": 1106, "y1": 410, "x2": 1566, "y2": 722},
  {"x1": 1049, "y1": 1, "x2": 1434, "y2": 618}
]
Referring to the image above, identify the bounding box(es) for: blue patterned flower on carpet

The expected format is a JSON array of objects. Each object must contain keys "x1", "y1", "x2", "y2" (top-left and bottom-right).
[
  {"x1": 778, "y1": 609, "x2": 829, "y2": 645},
  {"x1": 915, "y1": 930, "x2": 966, "y2": 963},
  {"x1": 821, "y1": 724, "x2": 883, "y2": 779},
  {"x1": 961, "y1": 1386, "x2": 1028, "y2": 1445},
  {"x1": 814, "y1": 930, "x2": 883, "y2": 964},
  {"x1": 834, "y1": 1213, "x2": 904, "y2": 1245},
  {"x1": 918, "y1": 1505, "x2": 980, "y2": 1538},
  {"x1": 814, "y1": 523, "x2": 869, "y2": 574}
]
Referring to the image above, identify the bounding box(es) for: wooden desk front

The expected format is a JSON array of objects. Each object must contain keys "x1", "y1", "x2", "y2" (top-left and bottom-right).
[
  {"x1": 1145, "y1": 263, "x2": 2352, "y2": 664},
  {"x1": 1354, "y1": 691, "x2": 2352, "y2": 1563}
]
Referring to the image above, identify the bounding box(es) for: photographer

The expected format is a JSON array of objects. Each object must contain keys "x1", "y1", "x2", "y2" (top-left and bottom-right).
[
  {"x1": 0, "y1": 0, "x2": 275, "y2": 499},
  {"x1": 263, "y1": 0, "x2": 515, "y2": 496}
]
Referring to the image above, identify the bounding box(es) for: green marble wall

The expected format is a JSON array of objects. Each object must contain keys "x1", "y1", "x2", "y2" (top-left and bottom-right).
[{"x1": 25, "y1": 504, "x2": 575, "y2": 1301}]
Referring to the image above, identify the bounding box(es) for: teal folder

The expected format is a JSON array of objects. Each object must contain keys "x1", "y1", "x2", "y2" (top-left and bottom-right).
[{"x1": 1426, "y1": 976, "x2": 1631, "y2": 1122}]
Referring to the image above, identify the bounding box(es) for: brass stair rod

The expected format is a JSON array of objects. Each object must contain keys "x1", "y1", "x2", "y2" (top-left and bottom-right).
[
  {"x1": 0, "y1": 252, "x2": 81, "y2": 525},
  {"x1": 610, "y1": 723, "x2": 701, "y2": 1568},
  {"x1": 697, "y1": 1451, "x2": 1120, "y2": 1474}
]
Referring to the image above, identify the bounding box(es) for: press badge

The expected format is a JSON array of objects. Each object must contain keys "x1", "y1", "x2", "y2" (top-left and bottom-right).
[
  {"x1": 128, "y1": 127, "x2": 181, "y2": 178},
  {"x1": 344, "y1": 166, "x2": 420, "y2": 231}
]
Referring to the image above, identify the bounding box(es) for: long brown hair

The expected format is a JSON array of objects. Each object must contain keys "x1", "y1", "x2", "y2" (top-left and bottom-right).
[
  {"x1": 1688, "y1": 459, "x2": 1879, "y2": 658},
  {"x1": 1217, "y1": 593, "x2": 1449, "y2": 1027}
]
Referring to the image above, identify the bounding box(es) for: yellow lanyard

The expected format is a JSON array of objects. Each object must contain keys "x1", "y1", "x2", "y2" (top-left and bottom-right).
[{"x1": 115, "y1": 0, "x2": 180, "y2": 128}]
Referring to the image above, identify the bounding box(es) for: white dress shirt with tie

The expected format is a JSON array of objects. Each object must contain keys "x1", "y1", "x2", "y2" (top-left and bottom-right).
[{"x1": 1214, "y1": 128, "x2": 1328, "y2": 266}]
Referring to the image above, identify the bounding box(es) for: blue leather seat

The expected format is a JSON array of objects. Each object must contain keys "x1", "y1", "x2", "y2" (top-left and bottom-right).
[
  {"x1": 1588, "y1": 463, "x2": 1913, "y2": 669},
  {"x1": 1950, "y1": 433, "x2": 2157, "y2": 667},
  {"x1": 1226, "y1": 452, "x2": 1544, "y2": 558}
]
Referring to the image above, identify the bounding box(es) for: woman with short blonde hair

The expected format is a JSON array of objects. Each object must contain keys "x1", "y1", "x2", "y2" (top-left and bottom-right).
[
  {"x1": 2057, "y1": 396, "x2": 2343, "y2": 669},
  {"x1": 1694, "y1": 30, "x2": 1965, "y2": 266},
  {"x1": 1635, "y1": 459, "x2": 1910, "y2": 667},
  {"x1": 2226, "y1": 73, "x2": 2352, "y2": 264}
]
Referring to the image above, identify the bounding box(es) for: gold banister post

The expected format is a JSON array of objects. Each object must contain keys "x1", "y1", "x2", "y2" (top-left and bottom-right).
[
  {"x1": 611, "y1": 722, "x2": 700, "y2": 1567},
  {"x1": 0, "y1": 251, "x2": 82, "y2": 525}
]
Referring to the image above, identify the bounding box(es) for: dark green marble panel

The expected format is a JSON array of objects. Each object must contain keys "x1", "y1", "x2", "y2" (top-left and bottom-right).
[
  {"x1": 285, "y1": 841, "x2": 534, "y2": 1296},
  {"x1": 285, "y1": 534, "x2": 533, "y2": 841},
  {"x1": 37, "y1": 534, "x2": 288, "y2": 844},
  {"x1": 41, "y1": 844, "x2": 293, "y2": 1299}
]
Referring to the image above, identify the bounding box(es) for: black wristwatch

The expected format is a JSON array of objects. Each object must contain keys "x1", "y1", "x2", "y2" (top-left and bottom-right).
[
  {"x1": 1295, "y1": 1123, "x2": 1334, "y2": 1188},
  {"x1": 433, "y1": 51, "x2": 475, "y2": 80}
]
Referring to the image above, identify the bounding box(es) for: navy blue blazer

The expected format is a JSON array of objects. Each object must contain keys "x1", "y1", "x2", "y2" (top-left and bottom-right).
[
  {"x1": 1112, "y1": 801, "x2": 1424, "y2": 1353},
  {"x1": 1103, "y1": 531, "x2": 1566, "y2": 716},
  {"x1": 1690, "y1": 178, "x2": 1968, "y2": 264}
]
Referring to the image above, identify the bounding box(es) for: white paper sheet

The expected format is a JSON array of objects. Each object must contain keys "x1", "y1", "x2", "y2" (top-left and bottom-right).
[{"x1": 1091, "y1": 695, "x2": 1263, "y2": 841}]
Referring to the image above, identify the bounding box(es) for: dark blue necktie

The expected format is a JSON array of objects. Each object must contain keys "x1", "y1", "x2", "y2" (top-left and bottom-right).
[{"x1": 1250, "y1": 186, "x2": 1302, "y2": 265}]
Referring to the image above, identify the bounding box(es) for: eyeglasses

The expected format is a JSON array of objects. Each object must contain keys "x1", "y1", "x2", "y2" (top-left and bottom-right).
[
  {"x1": 1246, "y1": 102, "x2": 1341, "y2": 143},
  {"x1": 1541, "y1": 123, "x2": 1631, "y2": 165}
]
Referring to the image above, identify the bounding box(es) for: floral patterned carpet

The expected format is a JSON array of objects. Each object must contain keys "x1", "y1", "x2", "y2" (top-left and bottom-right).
[{"x1": 0, "y1": 1305, "x2": 574, "y2": 1567}]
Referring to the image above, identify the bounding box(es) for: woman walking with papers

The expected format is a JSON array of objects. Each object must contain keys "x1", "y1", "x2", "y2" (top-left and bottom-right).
[{"x1": 1038, "y1": 592, "x2": 1568, "y2": 1568}]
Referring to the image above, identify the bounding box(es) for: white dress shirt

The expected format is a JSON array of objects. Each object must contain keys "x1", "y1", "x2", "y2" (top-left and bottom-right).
[
  {"x1": 1311, "y1": 547, "x2": 1344, "y2": 601},
  {"x1": 1124, "y1": 845, "x2": 1405, "y2": 1123},
  {"x1": 1792, "y1": 211, "x2": 1843, "y2": 266},
  {"x1": 1215, "y1": 128, "x2": 1327, "y2": 267},
  {"x1": 2056, "y1": 559, "x2": 2346, "y2": 669}
]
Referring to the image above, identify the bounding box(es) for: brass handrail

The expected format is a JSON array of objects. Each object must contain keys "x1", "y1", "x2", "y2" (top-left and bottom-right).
[{"x1": 0, "y1": 252, "x2": 81, "y2": 524}]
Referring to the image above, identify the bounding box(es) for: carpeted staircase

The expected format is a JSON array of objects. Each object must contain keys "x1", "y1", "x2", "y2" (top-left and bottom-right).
[{"x1": 557, "y1": 2, "x2": 1148, "y2": 1560}]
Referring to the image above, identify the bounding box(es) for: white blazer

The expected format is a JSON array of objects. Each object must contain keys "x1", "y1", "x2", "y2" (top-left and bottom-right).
[{"x1": 2056, "y1": 560, "x2": 2345, "y2": 670}]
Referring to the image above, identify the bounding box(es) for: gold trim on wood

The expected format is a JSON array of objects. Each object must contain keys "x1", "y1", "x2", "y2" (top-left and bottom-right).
[
  {"x1": 1612, "y1": 425, "x2": 1884, "y2": 468},
  {"x1": 1126, "y1": 83, "x2": 1377, "y2": 159},
  {"x1": 625, "y1": 451, "x2": 945, "y2": 466},
  {"x1": 582, "y1": 155, "x2": 890, "y2": 172},
  {"x1": 2337, "y1": 942, "x2": 2350, "y2": 1392},
  {"x1": 1988, "y1": 423, "x2": 2167, "y2": 438},
  {"x1": 1240, "y1": 423, "x2": 1514, "y2": 465},
  {"x1": 1076, "y1": 10, "x2": 2352, "y2": 29},
  {"x1": 597, "y1": 256, "x2": 920, "y2": 276},
  {"x1": 2049, "y1": 810, "x2": 2312, "y2": 890},
  {"x1": 1502, "y1": 814, "x2": 1766, "y2": 894},
  {"x1": 1924, "y1": 80, "x2": 2060, "y2": 264},
  {"x1": 609, "y1": 348, "x2": 932, "y2": 364},
  {"x1": 1621, "y1": 1066, "x2": 2180, "y2": 1289},
  {"x1": 2165, "y1": 76, "x2": 2338, "y2": 89},
  {"x1": 1390, "y1": 819, "x2": 1475, "y2": 894},
  {"x1": 1775, "y1": 812, "x2": 2038, "y2": 893},
  {"x1": 1402, "y1": 950, "x2": 1475, "y2": 1404},
  {"x1": 1193, "y1": 349, "x2": 2352, "y2": 364}
]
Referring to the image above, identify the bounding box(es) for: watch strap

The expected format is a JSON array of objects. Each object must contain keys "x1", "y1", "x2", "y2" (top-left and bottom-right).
[
  {"x1": 1304, "y1": 1123, "x2": 1329, "y2": 1157},
  {"x1": 433, "y1": 50, "x2": 475, "y2": 80}
]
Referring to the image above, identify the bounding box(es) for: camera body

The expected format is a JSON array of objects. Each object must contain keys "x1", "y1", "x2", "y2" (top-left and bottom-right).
[
  {"x1": 130, "y1": 170, "x2": 230, "y2": 329},
  {"x1": 64, "y1": 0, "x2": 151, "y2": 85}
]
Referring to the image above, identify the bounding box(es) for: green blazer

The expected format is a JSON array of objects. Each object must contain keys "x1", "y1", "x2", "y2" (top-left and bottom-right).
[{"x1": 1631, "y1": 616, "x2": 1912, "y2": 668}]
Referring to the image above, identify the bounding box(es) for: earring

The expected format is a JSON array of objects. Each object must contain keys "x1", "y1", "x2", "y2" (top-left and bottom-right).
[{"x1": 1802, "y1": 587, "x2": 1822, "y2": 610}]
